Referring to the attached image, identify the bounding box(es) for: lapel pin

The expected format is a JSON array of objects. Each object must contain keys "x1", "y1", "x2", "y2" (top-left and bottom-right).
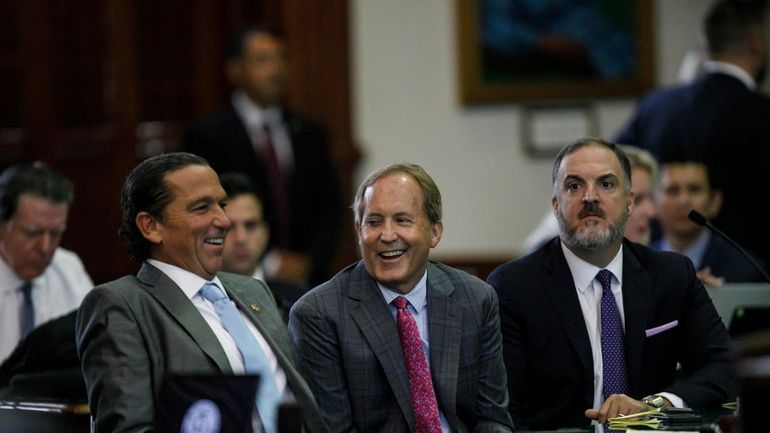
[{"x1": 250, "y1": 304, "x2": 261, "y2": 313}]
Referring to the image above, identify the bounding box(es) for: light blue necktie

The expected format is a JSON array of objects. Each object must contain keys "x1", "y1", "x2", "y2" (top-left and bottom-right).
[{"x1": 199, "y1": 282, "x2": 281, "y2": 433}]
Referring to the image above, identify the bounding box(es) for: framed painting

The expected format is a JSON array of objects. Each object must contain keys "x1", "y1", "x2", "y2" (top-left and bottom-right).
[{"x1": 457, "y1": 0, "x2": 654, "y2": 104}]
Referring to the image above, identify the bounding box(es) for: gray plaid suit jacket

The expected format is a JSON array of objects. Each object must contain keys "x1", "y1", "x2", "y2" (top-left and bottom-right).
[
  {"x1": 76, "y1": 262, "x2": 328, "y2": 433},
  {"x1": 288, "y1": 261, "x2": 513, "y2": 433}
]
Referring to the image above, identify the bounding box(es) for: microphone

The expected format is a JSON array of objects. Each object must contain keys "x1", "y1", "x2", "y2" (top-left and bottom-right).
[{"x1": 688, "y1": 210, "x2": 770, "y2": 284}]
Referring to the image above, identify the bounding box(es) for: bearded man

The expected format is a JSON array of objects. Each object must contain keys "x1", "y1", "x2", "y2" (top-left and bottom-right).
[{"x1": 487, "y1": 137, "x2": 734, "y2": 431}]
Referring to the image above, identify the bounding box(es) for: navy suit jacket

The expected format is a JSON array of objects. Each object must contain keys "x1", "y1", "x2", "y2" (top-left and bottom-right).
[
  {"x1": 183, "y1": 105, "x2": 341, "y2": 285},
  {"x1": 289, "y1": 261, "x2": 514, "y2": 433},
  {"x1": 487, "y1": 238, "x2": 734, "y2": 431},
  {"x1": 615, "y1": 72, "x2": 770, "y2": 269}
]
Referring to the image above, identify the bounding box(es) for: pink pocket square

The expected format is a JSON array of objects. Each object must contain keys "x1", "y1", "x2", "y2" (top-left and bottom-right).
[{"x1": 645, "y1": 320, "x2": 679, "y2": 337}]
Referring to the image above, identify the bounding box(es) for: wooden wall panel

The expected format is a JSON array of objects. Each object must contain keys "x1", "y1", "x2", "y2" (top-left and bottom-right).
[{"x1": 0, "y1": 0, "x2": 358, "y2": 283}]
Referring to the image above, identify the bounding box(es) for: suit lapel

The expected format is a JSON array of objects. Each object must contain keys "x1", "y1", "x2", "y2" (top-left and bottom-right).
[
  {"x1": 620, "y1": 244, "x2": 652, "y2": 396},
  {"x1": 222, "y1": 273, "x2": 325, "y2": 428},
  {"x1": 542, "y1": 240, "x2": 594, "y2": 404},
  {"x1": 226, "y1": 278, "x2": 288, "y2": 352},
  {"x1": 347, "y1": 263, "x2": 415, "y2": 429},
  {"x1": 137, "y1": 263, "x2": 232, "y2": 374},
  {"x1": 425, "y1": 263, "x2": 460, "y2": 421}
]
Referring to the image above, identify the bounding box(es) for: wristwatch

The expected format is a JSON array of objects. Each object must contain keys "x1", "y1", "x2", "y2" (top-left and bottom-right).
[{"x1": 641, "y1": 394, "x2": 666, "y2": 409}]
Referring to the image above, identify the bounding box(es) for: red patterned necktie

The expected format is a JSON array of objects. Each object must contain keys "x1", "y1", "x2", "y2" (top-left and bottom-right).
[
  {"x1": 393, "y1": 296, "x2": 442, "y2": 433},
  {"x1": 261, "y1": 124, "x2": 291, "y2": 245}
]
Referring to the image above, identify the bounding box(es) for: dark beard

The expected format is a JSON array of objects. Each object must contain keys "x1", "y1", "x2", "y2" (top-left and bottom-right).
[{"x1": 557, "y1": 203, "x2": 628, "y2": 250}]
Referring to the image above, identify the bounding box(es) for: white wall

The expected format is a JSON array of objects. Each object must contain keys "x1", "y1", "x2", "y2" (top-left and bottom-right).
[{"x1": 350, "y1": 0, "x2": 711, "y2": 259}]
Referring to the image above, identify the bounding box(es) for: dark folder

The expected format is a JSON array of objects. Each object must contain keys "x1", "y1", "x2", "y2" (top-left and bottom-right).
[{"x1": 155, "y1": 374, "x2": 259, "y2": 433}]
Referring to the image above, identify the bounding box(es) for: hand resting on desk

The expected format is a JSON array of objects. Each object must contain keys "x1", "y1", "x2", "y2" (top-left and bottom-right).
[{"x1": 584, "y1": 393, "x2": 666, "y2": 423}]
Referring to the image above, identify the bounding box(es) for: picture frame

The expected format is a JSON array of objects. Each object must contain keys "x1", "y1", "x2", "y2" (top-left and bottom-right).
[
  {"x1": 456, "y1": 0, "x2": 654, "y2": 104},
  {"x1": 521, "y1": 103, "x2": 597, "y2": 157}
]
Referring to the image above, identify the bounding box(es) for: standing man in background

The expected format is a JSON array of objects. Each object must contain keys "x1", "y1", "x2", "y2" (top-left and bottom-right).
[
  {"x1": 0, "y1": 163, "x2": 92, "y2": 362},
  {"x1": 489, "y1": 138, "x2": 733, "y2": 431},
  {"x1": 615, "y1": 0, "x2": 770, "y2": 268},
  {"x1": 184, "y1": 26, "x2": 341, "y2": 286}
]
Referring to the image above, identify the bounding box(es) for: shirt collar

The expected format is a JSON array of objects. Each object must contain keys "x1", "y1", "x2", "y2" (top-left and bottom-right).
[
  {"x1": 251, "y1": 265, "x2": 266, "y2": 282},
  {"x1": 560, "y1": 241, "x2": 624, "y2": 292},
  {"x1": 657, "y1": 230, "x2": 711, "y2": 269},
  {"x1": 0, "y1": 253, "x2": 25, "y2": 294},
  {"x1": 231, "y1": 90, "x2": 282, "y2": 129},
  {"x1": 147, "y1": 259, "x2": 225, "y2": 300},
  {"x1": 702, "y1": 61, "x2": 757, "y2": 91},
  {"x1": 378, "y1": 270, "x2": 429, "y2": 311}
]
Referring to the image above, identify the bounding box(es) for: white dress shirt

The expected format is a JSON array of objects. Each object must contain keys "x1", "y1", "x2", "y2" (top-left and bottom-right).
[
  {"x1": 559, "y1": 242, "x2": 684, "y2": 413},
  {"x1": 702, "y1": 60, "x2": 757, "y2": 91},
  {"x1": 147, "y1": 259, "x2": 287, "y2": 394},
  {"x1": 231, "y1": 90, "x2": 294, "y2": 173},
  {"x1": 0, "y1": 248, "x2": 93, "y2": 361}
]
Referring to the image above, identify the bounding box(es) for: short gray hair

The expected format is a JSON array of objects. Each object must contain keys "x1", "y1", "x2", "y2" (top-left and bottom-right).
[
  {"x1": 353, "y1": 163, "x2": 442, "y2": 226},
  {"x1": 552, "y1": 137, "x2": 632, "y2": 195}
]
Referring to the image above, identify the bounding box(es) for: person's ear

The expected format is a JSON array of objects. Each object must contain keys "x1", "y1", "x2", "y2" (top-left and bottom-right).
[
  {"x1": 136, "y1": 211, "x2": 162, "y2": 245},
  {"x1": 747, "y1": 26, "x2": 765, "y2": 56},
  {"x1": 225, "y1": 59, "x2": 243, "y2": 87},
  {"x1": 707, "y1": 190, "x2": 724, "y2": 219},
  {"x1": 430, "y1": 221, "x2": 443, "y2": 248},
  {"x1": 354, "y1": 222, "x2": 363, "y2": 247}
]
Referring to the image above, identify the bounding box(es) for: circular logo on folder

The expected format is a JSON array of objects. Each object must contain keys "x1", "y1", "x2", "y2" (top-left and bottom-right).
[{"x1": 181, "y1": 399, "x2": 222, "y2": 433}]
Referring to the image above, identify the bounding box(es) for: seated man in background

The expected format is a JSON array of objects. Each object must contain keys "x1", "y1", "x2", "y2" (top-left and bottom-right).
[
  {"x1": 653, "y1": 158, "x2": 767, "y2": 285},
  {"x1": 76, "y1": 153, "x2": 327, "y2": 433},
  {"x1": 220, "y1": 172, "x2": 308, "y2": 321},
  {"x1": 290, "y1": 163, "x2": 513, "y2": 433},
  {"x1": 489, "y1": 137, "x2": 733, "y2": 431},
  {"x1": 0, "y1": 163, "x2": 92, "y2": 363}
]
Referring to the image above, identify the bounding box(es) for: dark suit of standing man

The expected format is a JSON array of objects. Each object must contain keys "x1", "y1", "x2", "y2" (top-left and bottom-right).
[
  {"x1": 488, "y1": 138, "x2": 733, "y2": 431},
  {"x1": 289, "y1": 164, "x2": 513, "y2": 433},
  {"x1": 184, "y1": 27, "x2": 340, "y2": 286},
  {"x1": 615, "y1": 0, "x2": 770, "y2": 268},
  {"x1": 76, "y1": 153, "x2": 328, "y2": 433}
]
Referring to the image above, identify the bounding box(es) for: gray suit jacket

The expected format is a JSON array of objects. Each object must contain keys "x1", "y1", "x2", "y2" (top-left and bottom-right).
[
  {"x1": 288, "y1": 261, "x2": 513, "y2": 433},
  {"x1": 76, "y1": 262, "x2": 328, "y2": 433}
]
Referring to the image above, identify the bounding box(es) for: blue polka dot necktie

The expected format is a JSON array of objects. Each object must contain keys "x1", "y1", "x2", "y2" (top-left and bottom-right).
[
  {"x1": 597, "y1": 270, "x2": 629, "y2": 433},
  {"x1": 597, "y1": 269, "x2": 628, "y2": 399}
]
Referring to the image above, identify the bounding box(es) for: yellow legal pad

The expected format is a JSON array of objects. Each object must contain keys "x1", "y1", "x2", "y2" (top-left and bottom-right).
[{"x1": 607, "y1": 407, "x2": 661, "y2": 430}]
